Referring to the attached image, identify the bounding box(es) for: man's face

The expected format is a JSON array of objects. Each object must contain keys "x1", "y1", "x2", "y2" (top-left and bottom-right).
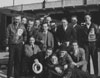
[
  {"x1": 71, "y1": 17, "x2": 77, "y2": 24},
  {"x1": 43, "y1": 24, "x2": 48, "y2": 31},
  {"x1": 72, "y1": 42, "x2": 78, "y2": 50},
  {"x1": 29, "y1": 37, "x2": 35, "y2": 45},
  {"x1": 28, "y1": 21, "x2": 34, "y2": 28},
  {"x1": 35, "y1": 20, "x2": 40, "y2": 26},
  {"x1": 51, "y1": 55, "x2": 58, "y2": 64},
  {"x1": 22, "y1": 18, "x2": 27, "y2": 24},
  {"x1": 62, "y1": 19, "x2": 68, "y2": 27},
  {"x1": 14, "y1": 16, "x2": 21, "y2": 24},
  {"x1": 46, "y1": 49, "x2": 52, "y2": 56},
  {"x1": 40, "y1": 17, "x2": 44, "y2": 22},
  {"x1": 50, "y1": 22, "x2": 56, "y2": 29},
  {"x1": 60, "y1": 51, "x2": 66, "y2": 57},
  {"x1": 46, "y1": 17, "x2": 52, "y2": 22},
  {"x1": 85, "y1": 15, "x2": 91, "y2": 23}
]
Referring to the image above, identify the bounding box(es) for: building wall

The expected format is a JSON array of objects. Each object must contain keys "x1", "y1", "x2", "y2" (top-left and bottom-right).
[{"x1": 0, "y1": 13, "x2": 12, "y2": 51}]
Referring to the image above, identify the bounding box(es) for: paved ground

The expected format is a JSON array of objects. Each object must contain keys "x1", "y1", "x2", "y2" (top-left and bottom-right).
[
  {"x1": 0, "y1": 69, "x2": 7, "y2": 78},
  {"x1": 0, "y1": 52, "x2": 8, "y2": 78}
]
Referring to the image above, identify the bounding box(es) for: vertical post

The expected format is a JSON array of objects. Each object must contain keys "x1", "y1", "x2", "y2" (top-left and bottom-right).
[
  {"x1": 61, "y1": 0, "x2": 64, "y2": 8},
  {"x1": 21, "y1": 4, "x2": 23, "y2": 12},
  {"x1": 43, "y1": 0, "x2": 46, "y2": 9},
  {"x1": 83, "y1": 0, "x2": 87, "y2": 5},
  {"x1": 13, "y1": 0, "x2": 15, "y2": 6}
]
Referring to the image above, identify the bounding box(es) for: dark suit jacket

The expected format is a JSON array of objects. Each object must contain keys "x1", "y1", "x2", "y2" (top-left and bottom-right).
[
  {"x1": 36, "y1": 31, "x2": 54, "y2": 49},
  {"x1": 50, "y1": 28, "x2": 59, "y2": 50},
  {"x1": 26, "y1": 26, "x2": 34, "y2": 43},
  {"x1": 57, "y1": 25, "x2": 76, "y2": 43},
  {"x1": 6, "y1": 23, "x2": 27, "y2": 45},
  {"x1": 81, "y1": 23, "x2": 99, "y2": 46},
  {"x1": 69, "y1": 23, "x2": 82, "y2": 46}
]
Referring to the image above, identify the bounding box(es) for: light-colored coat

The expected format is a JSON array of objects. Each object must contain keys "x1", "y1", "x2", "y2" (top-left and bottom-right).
[{"x1": 25, "y1": 44, "x2": 41, "y2": 57}]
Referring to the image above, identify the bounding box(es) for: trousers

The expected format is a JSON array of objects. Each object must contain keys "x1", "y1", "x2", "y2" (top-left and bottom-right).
[
  {"x1": 83, "y1": 42, "x2": 98, "y2": 75},
  {"x1": 7, "y1": 43, "x2": 23, "y2": 78}
]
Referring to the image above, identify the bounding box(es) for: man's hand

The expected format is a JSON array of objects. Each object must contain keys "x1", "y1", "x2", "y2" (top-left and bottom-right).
[
  {"x1": 6, "y1": 47, "x2": 9, "y2": 52},
  {"x1": 64, "y1": 64, "x2": 68, "y2": 70},
  {"x1": 34, "y1": 59, "x2": 39, "y2": 63},
  {"x1": 55, "y1": 67, "x2": 62, "y2": 74},
  {"x1": 76, "y1": 63, "x2": 80, "y2": 68},
  {"x1": 71, "y1": 62, "x2": 77, "y2": 66},
  {"x1": 65, "y1": 41, "x2": 70, "y2": 47},
  {"x1": 40, "y1": 40, "x2": 44, "y2": 44},
  {"x1": 58, "y1": 42, "x2": 61, "y2": 46},
  {"x1": 22, "y1": 41, "x2": 25, "y2": 45}
]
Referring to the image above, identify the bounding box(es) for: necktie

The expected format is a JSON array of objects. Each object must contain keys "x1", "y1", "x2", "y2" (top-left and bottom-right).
[{"x1": 32, "y1": 45, "x2": 34, "y2": 51}]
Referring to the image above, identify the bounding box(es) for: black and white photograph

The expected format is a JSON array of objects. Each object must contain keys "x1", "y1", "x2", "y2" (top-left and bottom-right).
[{"x1": 0, "y1": 0, "x2": 100, "y2": 78}]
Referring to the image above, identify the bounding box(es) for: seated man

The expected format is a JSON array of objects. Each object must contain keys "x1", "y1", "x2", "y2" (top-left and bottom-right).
[
  {"x1": 22, "y1": 36, "x2": 41, "y2": 76},
  {"x1": 69, "y1": 41, "x2": 87, "y2": 72},
  {"x1": 32, "y1": 47, "x2": 53, "y2": 78},
  {"x1": 47, "y1": 48, "x2": 93, "y2": 78},
  {"x1": 35, "y1": 47, "x2": 53, "y2": 68},
  {"x1": 46, "y1": 54, "x2": 61, "y2": 78},
  {"x1": 57, "y1": 47, "x2": 92, "y2": 78},
  {"x1": 46, "y1": 48, "x2": 73, "y2": 78}
]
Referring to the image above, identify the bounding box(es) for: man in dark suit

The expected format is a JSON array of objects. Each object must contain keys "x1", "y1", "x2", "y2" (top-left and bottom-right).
[
  {"x1": 70, "y1": 16, "x2": 82, "y2": 47},
  {"x1": 57, "y1": 18, "x2": 76, "y2": 47},
  {"x1": 26, "y1": 20, "x2": 34, "y2": 44},
  {"x1": 21, "y1": 17, "x2": 27, "y2": 29},
  {"x1": 36, "y1": 22, "x2": 54, "y2": 51},
  {"x1": 50, "y1": 21, "x2": 59, "y2": 51},
  {"x1": 81, "y1": 14, "x2": 99, "y2": 75}
]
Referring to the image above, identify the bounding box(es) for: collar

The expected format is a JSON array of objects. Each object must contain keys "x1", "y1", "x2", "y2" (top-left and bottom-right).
[
  {"x1": 43, "y1": 31, "x2": 48, "y2": 34},
  {"x1": 13, "y1": 23, "x2": 20, "y2": 29},
  {"x1": 63, "y1": 25, "x2": 68, "y2": 30},
  {"x1": 86, "y1": 22, "x2": 91, "y2": 29},
  {"x1": 30, "y1": 44, "x2": 35, "y2": 47},
  {"x1": 73, "y1": 24, "x2": 77, "y2": 28},
  {"x1": 74, "y1": 48, "x2": 79, "y2": 56}
]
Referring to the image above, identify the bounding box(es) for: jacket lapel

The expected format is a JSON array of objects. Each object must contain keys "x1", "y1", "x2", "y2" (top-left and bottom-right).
[
  {"x1": 28, "y1": 45, "x2": 33, "y2": 53},
  {"x1": 83, "y1": 25, "x2": 89, "y2": 35}
]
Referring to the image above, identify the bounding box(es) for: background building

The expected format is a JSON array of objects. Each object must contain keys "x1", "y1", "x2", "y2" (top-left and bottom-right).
[{"x1": 0, "y1": 0, "x2": 100, "y2": 51}]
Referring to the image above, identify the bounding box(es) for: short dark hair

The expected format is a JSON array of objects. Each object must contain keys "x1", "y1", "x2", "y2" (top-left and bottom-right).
[
  {"x1": 84, "y1": 14, "x2": 91, "y2": 18},
  {"x1": 50, "y1": 20, "x2": 56, "y2": 23},
  {"x1": 47, "y1": 46, "x2": 53, "y2": 51},
  {"x1": 14, "y1": 15, "x2": 21, "y2": 18},
  {"x1": 59, "y1": 44, "x2": 67, "y2": 51},
  {"x1": 42, "y1": 22, "x2": 48, "y2": 26},
  {"x1": 62, "y1": 18, "x2": 67, "y2": 21},
  {"x1": 29, "y1": 36, "x2": 35, "y2": 40},
  {"x1": 71, "y1": 15, "x2": 77, "y2": 19},
  {"x1": 22, "y1": 17, "x2": 27, "y2": 19},
  {"x1": 72, "y1": 40, "x2": 78, "y2": 46}
]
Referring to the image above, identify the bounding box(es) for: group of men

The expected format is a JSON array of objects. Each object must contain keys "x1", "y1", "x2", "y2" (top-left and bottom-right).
[{"x1": 6, "y1": 14, "x2": 100, "y2": 78}]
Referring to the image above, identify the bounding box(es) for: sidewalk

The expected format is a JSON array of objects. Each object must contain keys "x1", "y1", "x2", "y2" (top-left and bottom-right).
[{"x1": 0, "y1": 52, "x2": 9, "y2": 65}]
